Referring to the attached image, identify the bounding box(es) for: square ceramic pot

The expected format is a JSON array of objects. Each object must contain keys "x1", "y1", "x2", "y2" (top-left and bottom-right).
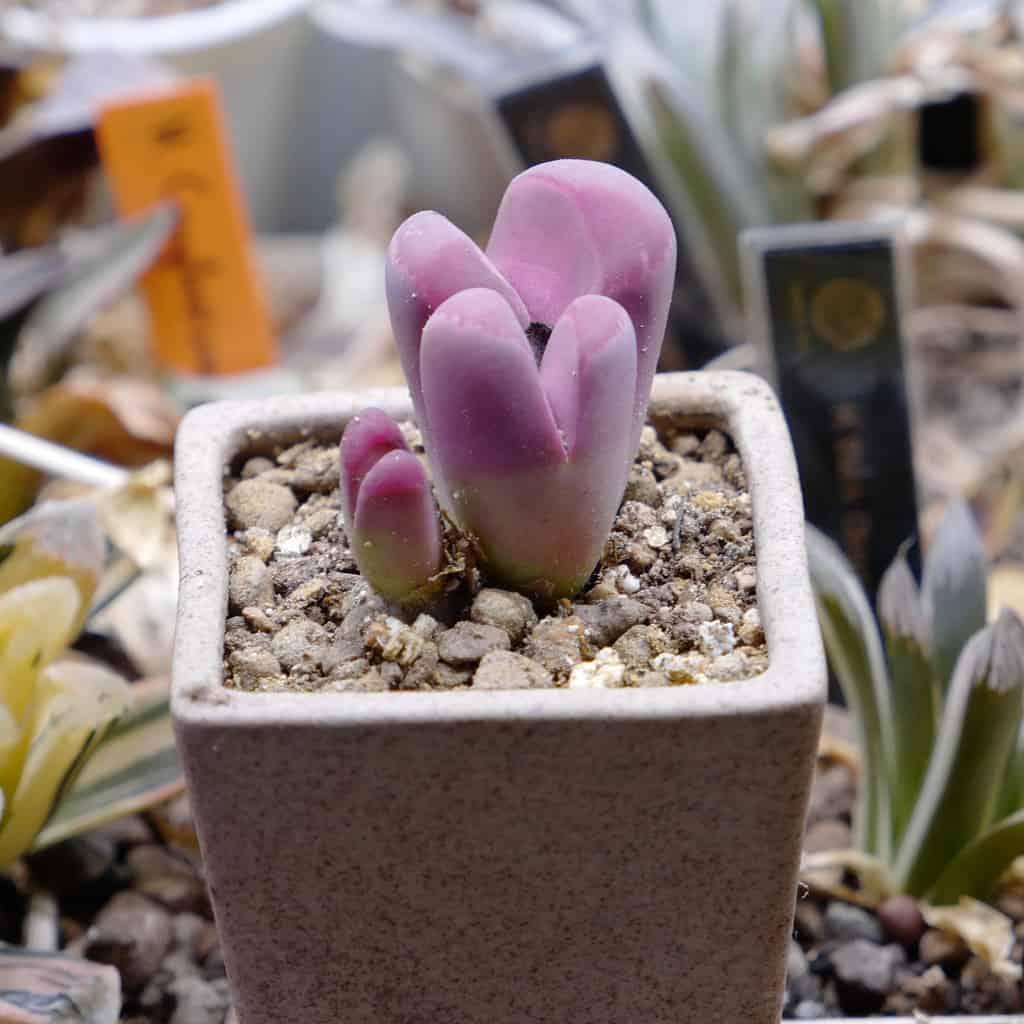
[{"x1": 171, "y1": 370, "x2": 826, "y2": 1024}]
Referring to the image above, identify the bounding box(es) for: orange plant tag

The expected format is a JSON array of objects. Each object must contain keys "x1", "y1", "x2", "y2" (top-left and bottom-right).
[{"x1": 97, "y1": 78, "x2": 277, "y2": 375}]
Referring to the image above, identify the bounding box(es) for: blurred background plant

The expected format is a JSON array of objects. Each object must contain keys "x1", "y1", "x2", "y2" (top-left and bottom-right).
[
  {"x1": 805, "y1": 499, "x2": 1024, "y2": 976},
  {"x1": 0, "y1": 447, "x2": 181, "y2": 861}
]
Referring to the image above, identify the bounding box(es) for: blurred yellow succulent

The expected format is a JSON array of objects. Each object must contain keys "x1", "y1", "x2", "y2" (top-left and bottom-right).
[{"x1": 0, "y1": 499, "x2": 131, "y2": 867}]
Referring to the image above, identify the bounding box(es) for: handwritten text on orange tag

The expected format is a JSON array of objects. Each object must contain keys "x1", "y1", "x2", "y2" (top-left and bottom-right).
[{"x1": 97, "y1": 79, "x2": 277, "y2": 375}]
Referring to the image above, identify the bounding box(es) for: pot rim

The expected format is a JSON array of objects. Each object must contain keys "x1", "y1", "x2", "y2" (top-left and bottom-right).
[
  {"x1": 171, "y1": 370, "x2": 825, "y2": 728},
  {"x1": 0, "y1": 0, "x2": 312, "y2": 56}
]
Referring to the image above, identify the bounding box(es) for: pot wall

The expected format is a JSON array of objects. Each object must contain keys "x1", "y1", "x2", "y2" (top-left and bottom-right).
[{"x1": 172, "y1": 371, "x2": 826, "y2": 1024}]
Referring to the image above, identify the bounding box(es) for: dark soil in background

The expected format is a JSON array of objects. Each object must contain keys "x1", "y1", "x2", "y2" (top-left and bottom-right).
[{"x1": 221, "y1": 422, "x2": 768, "y2": 693}]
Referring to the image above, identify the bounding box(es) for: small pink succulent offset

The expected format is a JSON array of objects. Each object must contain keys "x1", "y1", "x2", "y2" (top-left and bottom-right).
[{"x1": 341, "y1": 159, "x2": 676, "y2": 603}]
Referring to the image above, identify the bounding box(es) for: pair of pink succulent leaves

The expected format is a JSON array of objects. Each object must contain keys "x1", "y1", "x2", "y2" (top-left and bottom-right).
[{"x1": 341, "y1": 160, "x2": 678, "y2": 605}]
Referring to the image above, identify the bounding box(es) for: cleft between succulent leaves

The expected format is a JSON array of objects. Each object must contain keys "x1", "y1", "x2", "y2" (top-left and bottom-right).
[{"x1": 525, "y1": 321, "x2": 553, "y2": 363}]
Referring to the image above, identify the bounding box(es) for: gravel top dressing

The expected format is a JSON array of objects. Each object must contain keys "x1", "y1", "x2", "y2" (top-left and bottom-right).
[{"x1": 222, "y1": 421, "x2": 768, "y2": 693}]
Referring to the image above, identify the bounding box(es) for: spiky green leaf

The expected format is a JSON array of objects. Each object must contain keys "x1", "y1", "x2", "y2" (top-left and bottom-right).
[
  {"x1": 895, "y1": 608, "x2": 1024, "y2": 897},
  {"x1": 930, "y1": 809, "x2": 1024, "y2": 905},
  {"x1": 878, "y1": 546, "x2": 939, "y2": 843},
  {"x1": 806, "y1": 0, "x2": 907, "y2": 94},
  {"x1": 996, "y1": 719, "x2": 1024, "y2": 823},
  {"x1": 14, "y1": 203, "x2": 178, "y2": 393},
  {"x1": 923, "y1": 498, "x2": 988, "y2": 695},
  {"x1": 645, "y1": 77, "x2": 765, "y2": 312},
  {"x1": 0, "y1": 248, "x2": 66, "y2": 421},
  {"x1": 806, "y1": 524, "x2": 894, "y2": 859}
]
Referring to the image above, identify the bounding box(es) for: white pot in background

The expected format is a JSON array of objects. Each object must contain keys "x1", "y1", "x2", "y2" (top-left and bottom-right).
[{"x1": 0, "y1": 0, "x2": 315, "y2": 233}]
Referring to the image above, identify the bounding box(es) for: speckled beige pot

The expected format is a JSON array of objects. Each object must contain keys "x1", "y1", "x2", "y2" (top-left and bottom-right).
[{"x1": 172, "y1": 370, "x2": 825, "y2": 1024}]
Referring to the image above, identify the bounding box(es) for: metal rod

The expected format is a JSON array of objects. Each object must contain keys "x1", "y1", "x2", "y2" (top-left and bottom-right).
[{"x1": 0, "y1": 424, "x2": 128, "y2": 489}]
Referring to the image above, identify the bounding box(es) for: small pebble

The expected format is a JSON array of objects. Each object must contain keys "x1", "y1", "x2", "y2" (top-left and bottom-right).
[
  {"x1": 331, "y1": 666, "x2": 390, "y2": 692},
  {"x1": 877, "y1": 894, "x2": 926, "y2": 947},
  {"x1": 470, "y1": 589, "x2": 538, "y2": 644},
  {"x1": 831, "y1": 940, "x2": 905, "y2": 1016},
  {"x1": 432, "y1": 662, "x2": 473, "y2": 688},
  {"x1": 643, "y1": 525, "x2": 669, "y2": 549},
  {"x1": 522, "y1": 616, "x2": 588, "y2": 678},
  {"x1": 365, "y1": 617, "x2": 426, "y2": 667},
  {"x1": 698, "y1": 620, "x2": 736, "y2": 657},
  {"x1": 614, "y1": 624, "x2": 668, "y2": 671},
  {"x1": 573, "y1": 596, "x2": 648, "y2": 648},
  {"x1": 623, "y1": 464, "x2": 659, "y2": 505},
  {"x1": 793, "y1": 901, "x2": 826, "y2": 948},
  {"x1": 225, "y1": 479, "x2": 296, "y2": 532},
  {"x1": 825, "y1": 902, "x2": 884, "y2": 944},
  {"x1": 735, "y1": 566, "x2": 757, "y2": 592},
  {"x1": 709, "y1": 518, "x2": 740, "y2": 543},
  {"x1": 473, "y1": 650, "x2": 554, "y2": 690},
  {"x1": 706, "y1": 651, "x2": 748, "y2": 680},
  {"x1": 290, "y1": 448, "x2": 340, "y2": 493},
  {"x1": 241, "y1": 457, "x2": 274, "y2": 479},
  {"x1": 437, "y1": 621, "x2": 510, "y2": 666},
  {"x1": 127, "y1": 846, "x2": 209, "y2": 916},
  {"x1": 685, "y1": 601, "x2": 713, "y2": 623},
  {"x1": 241, "y1": 607, "x2": 276, "y2": 633},
  {"x1": 168, "y1": 975, "x2": 232, "y2": 1024},
  {"x1": 228, "y1": 556, "x2": 272, "y2": 612},
  {"x1": 787, "y1": 940, "x2": 809, "y2": 980},
  {"x1": 568, "y1": 648, "x2": 627, "y2": 689},
  {"x1": 303, "y1": 507, "x2": 338, "y2": 538},
  {"x1": 85, "y1": 892, "x2": 174, "y2": 993},
  {"x1": 271, "y1": 618, "x2": 329, "y2": 672},
  {"x1": 275, "y1": 524, "x2": 312, "y2": 557},
  {"x1": 412, "y1": 614, "x2": 440, "y2": 639},
  {"x1": 698, "y1": 429, "x2": 729, "y2": 458},
  {"x1": 228, "y1": 647, "x2": 282, "y2": 690},
  {"x1": 652, "y1": 651, "x2": 706, "y2": 685},
  {"x1": 738, "y1": 607, "x2": 764, "y2": 647},
  {"x1": 288, "y1": 577, "x2": 328, "y2": 608},
  {"x1": 919, "y1": 927, "x2": 970, "y2": 970},
  {"x1": 239, "y1": 527, "x2": 275, "y2": 562},
  {"x1": 792, "y1": 1000, "x2": 828, "y2": 1019}
]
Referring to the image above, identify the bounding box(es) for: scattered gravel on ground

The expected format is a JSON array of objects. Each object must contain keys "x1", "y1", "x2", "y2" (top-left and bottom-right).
[
  {"x1": 785, "y1": 741, "x2": 1024, "y2": 1018},
  {"x1": 13, "y1": 795, "x2": 231, "y2": 1024},
  {"x1": 221, "y1": 423, "x2": 767, "y2": 692}
]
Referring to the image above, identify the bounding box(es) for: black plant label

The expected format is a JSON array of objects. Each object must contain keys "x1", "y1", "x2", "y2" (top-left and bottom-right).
[
  {"x1": 748, "y1": 229, "x2": 920, "y2": 596},
  {"x1": 494, "y1": 61, "x2": 731, "y2": 371}
]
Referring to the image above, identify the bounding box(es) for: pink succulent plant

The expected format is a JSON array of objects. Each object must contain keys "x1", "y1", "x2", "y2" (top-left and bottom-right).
[{"x1": 341, "y1": 159, "x2": 677, "y2": 603}]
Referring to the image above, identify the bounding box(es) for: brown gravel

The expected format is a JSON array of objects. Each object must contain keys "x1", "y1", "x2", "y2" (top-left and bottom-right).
[{"x1": 221, "y1": 422, "x2": 768, "y2": 692}]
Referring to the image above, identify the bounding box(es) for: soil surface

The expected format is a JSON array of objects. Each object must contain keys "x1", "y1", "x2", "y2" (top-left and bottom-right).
[
  {"x1": 787, "y1": 733, "x2": 1024, "y2": 1019},
  {"x1": 221, "y1": 422, "x2": 768, "y2": 693}
]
